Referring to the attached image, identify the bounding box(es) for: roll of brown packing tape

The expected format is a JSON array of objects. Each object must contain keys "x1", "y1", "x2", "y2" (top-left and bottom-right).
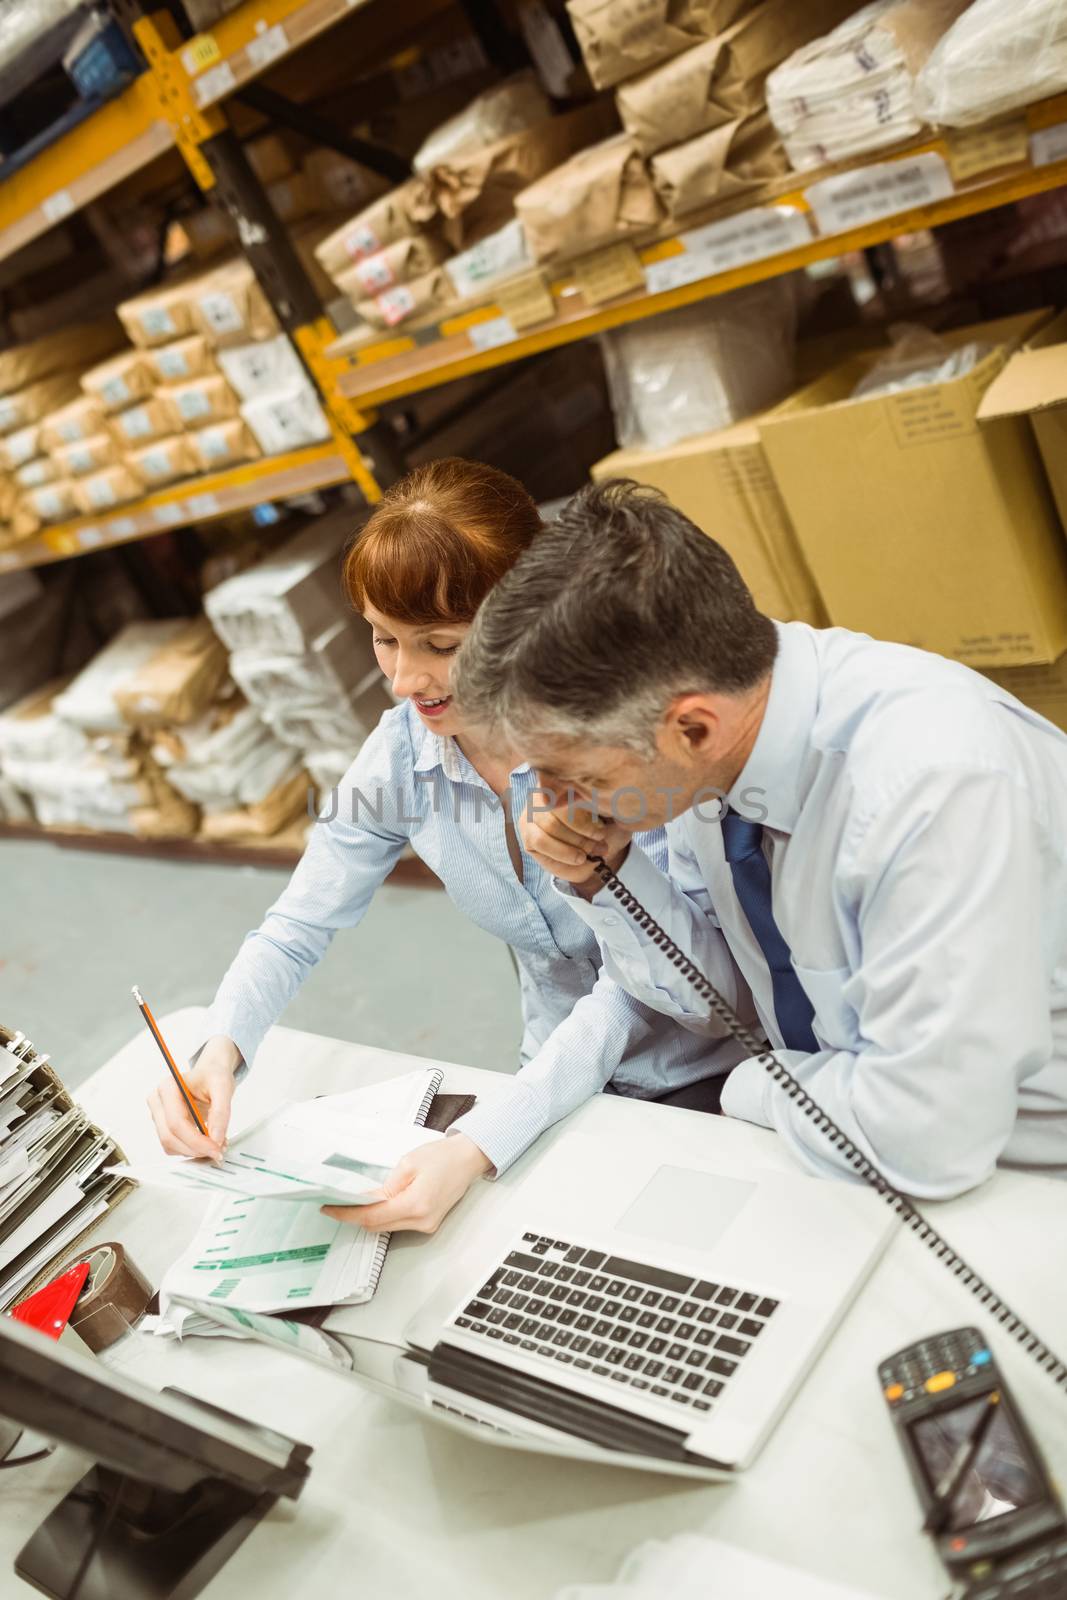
[{"x1": 69, "y1": 1243, "x2": 153, "y2": 1353}]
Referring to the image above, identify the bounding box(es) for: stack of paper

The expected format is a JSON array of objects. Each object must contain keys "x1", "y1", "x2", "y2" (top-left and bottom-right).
[
  {"x1": 115, "y1": 1069, "x2": 444, "y2": 1334},
  {"x1": 555, "y1": 1535, "x2": 881, "y2": 1599},
  {"x1": 0, "y1": 1025, "x2": 131, "y2": 1312}
]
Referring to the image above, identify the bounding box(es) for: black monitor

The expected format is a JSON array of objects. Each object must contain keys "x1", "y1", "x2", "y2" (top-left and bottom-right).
[{"x1": 0, "y1": 1314, "x2": 311, "y2": 1600}]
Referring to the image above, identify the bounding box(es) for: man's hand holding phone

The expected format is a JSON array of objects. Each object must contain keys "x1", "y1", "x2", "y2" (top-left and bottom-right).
[{"x1": 519, "y1": 788, "x2": 630, "y2": 896}]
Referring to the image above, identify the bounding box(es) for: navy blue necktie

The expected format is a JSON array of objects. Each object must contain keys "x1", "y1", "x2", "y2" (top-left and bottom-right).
[{"x1": 720, "y1": 810, "x2": 818, "y2": 1053}]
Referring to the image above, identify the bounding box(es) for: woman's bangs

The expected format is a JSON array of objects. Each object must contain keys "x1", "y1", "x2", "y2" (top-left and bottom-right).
[{"x1": 346, "y1": 516, "x2": 482, "y2": 626}]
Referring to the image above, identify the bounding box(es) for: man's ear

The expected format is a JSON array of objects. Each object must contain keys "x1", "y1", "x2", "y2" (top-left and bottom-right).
[{"x1": 659, "y1": 693, "x2": 720, "y2": 761}]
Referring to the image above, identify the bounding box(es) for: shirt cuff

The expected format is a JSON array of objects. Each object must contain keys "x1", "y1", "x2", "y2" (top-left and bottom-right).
[
  {"x1": 720, "y1": 1054, "x2": 774, "y2": 1128},
  {"x1": 449, "y1": 1081, "x2": 547, "y2": 1178},
  {"x1": 197, "y1": 1001, "x2": 265, "y2": 1078},
  {"x1": 553, "y1": 846, "x2": 665, "y2": 950}
]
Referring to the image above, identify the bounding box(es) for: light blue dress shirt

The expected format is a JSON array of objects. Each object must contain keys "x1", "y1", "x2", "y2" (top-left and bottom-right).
[
  {"x1": 201, "y1": 698, "x2": 742, "y2": 1173},
  {"x1": 563, "y1": 622, "x2": 1067, "y2": 1198}
]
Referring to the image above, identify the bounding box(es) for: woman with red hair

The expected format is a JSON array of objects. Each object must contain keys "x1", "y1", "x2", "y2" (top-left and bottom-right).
[{"x1": 148, "y1": 459, "x2": 741, "y2": 1231}]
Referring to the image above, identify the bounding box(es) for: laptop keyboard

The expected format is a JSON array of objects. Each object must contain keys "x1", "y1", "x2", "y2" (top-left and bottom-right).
[{"x1": 450, "y1": 1232, "x2": 779, "y2": 1416}]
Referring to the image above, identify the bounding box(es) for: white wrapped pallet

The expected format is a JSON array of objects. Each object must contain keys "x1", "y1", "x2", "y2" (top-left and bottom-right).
[{"x1": 204, "y1": 513, "x2": 361, "y2": 655}]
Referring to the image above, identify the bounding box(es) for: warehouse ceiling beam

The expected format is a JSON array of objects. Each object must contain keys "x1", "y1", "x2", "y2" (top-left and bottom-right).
[{"x1": 234, "y1": 84, "x2": 410, "y2": 185}]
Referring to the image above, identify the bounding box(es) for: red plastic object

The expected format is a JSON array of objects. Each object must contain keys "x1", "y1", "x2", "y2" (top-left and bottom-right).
[{"x1": 10, "y1": 1260, "x2": 91, "y2": 1340}]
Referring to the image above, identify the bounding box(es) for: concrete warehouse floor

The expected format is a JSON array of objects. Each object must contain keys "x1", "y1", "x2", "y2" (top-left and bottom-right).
[{"x1": 0, "y1": 841, "x2": 522, "y2": 1091}]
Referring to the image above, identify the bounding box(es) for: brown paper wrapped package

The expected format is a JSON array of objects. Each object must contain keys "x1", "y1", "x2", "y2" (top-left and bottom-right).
[
  {"x1": 117, "y1": 280, "x2": 198, "y2": 347},
  {"x1": 40, "y1": 395, "x2": 107, "y2": 451},
  {"x1": 332, "y1": 234, "x2": 446, "y2": 299},
  {"x1": 52, "y1": 432, "x2": 123, "y2": 479},
  {"x1": 617, "y1": 0, "x2": 863, "y2": 153},
  {"x1": 23, "y1": 479, "x2": 78, "y2": 523},
  {"x1": 428, "y1": 100, "x2": 620, "y2": 249},
  {"x1": 158, "y1": 374, "x2": 240, "y2": 430},
  {"x1": 126, "y1": 434, "x2": 199, "y2": 488},
  {"x1": 190, "y1": 259, "x2": 280, "y2": 347},
  {"x1": 186, "y1": 418, "x2": 261, "y2": 472},
  {"x1": 108, "y1": 397, "x2": 175, "y2": 447},
  {"x1": 651, "y1": 112, "x2": 788, "y2": 218},
  {"x1": 146, "y1": 336, "x2": 218, "y2": 386},
  {"x1": 72, "y1": 464, "x2": 141, "y2": 515},
  {"x1": 0, "y1": 424, "x2": 41, "y2": 471},
  {"x1": 567, "y1": 0, "x2": 758, "y2": 88},
  {"x1": 14, "y1": 458, "x2": 58, "y2": 490},
  {"x1": 314, "y1": 178, "x2": 438, "y2": 279},
  {"x1": 303, "y1": 148, "x2": 391, "y2": 214},
  {"x1": 200, "y1": 767, "x2": 309, "y2": 841},
  {"x1": 115, "y1": 617, "x2": 229, "y2": 728},
  {"x1": 80, "y1": 351, "x2": 154, "y2": 413},
  {"x1": 0, "y1": 320, "x2": 122, "y2": 395},
  {"x1": 516, "y1": 134, "x2": 662, "y2": 264},
  {"x1": 0, "y1": 375, "x2": 80, "y2": 435},
  {"x1": 355, "y1": 267, "x2": 457, "y2": 330}
]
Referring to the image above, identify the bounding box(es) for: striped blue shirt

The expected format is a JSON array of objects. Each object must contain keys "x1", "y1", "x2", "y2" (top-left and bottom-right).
[{"x1": 202, "y1": 699, "x2": 744, "y2": 1172}]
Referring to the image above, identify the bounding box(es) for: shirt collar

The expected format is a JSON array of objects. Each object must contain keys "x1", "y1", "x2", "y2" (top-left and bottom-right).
[
  {"x1": 726, "y1": 622, "x2": 819, "y2": 836},
  {"x1": 409, "y1": 708, "x2": 531, "y2": 786}
]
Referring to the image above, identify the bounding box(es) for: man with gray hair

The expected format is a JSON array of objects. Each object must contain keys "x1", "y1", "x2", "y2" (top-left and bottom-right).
[{"x1": 452, "y1": 479, "x2": 1067, "y2": 1198}]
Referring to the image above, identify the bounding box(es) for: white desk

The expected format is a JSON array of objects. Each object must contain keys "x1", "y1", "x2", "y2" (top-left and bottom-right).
[{"x1": 4, "y1": 1009, "x2": 1067, "y2": 1599}]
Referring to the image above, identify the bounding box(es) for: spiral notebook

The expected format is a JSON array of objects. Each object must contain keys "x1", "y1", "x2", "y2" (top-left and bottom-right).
[{"x1": 153, "y1": 1068, "x2": 445, "y2": 1324}]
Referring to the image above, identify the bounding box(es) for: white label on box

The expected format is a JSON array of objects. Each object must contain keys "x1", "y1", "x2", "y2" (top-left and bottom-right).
[
  {"x1": 58, "y1": 419, "x2": 83, "y2": 442},
  {"x1": 121, "y1": 407, "x2": 152, "y2": 440},
  {"x1": 345, "y1": 224, "x2": 380, "y2": 262},
  {"x1": 102, "y1": 376, "x2": 132, "y2": 408},
  {"x1": 468, "y1": 315, "x2": 517, "y2": 352},
  {"x1": 142, "y1": 448, "x2": 172, "y2": 478},
  {"x1": 0, "y1": 399, "x2": 17, "y2": 430},
  {"x1": 153, "y1": 502, "x2": 185, "y2": 525},
  {"x1": 198, "y1": 292, "x2": 243, "y2": 334},
  {"x1": 356, "y1": 254, "x2": 397, "y2": 294},
  {"x1": 1031, "y1": 122, "x2": 1067, "y2": 167},
  {"x1": 88, "y1": 480, "x2": 118, "y2": 508},
  {"x1": 195, "y1": 61, "x2": 237, "y2": 107},
  {"x1": 377, "y1": 285, "x2": 417, "y2": 326},
  {"x1": 645, "y1": 206, "x2": 813, "y2": 295},
  {"x1": 107, "y1": 516, "x2": 137, "y2": 537},
  {"x1": 178, "y1": 388, "x2": 211, "y2": 420},
  {"x1": 187, "y1": 493, "x2": 220, "y2": 517},
  {"x1": 69, "y1": 446, "x2": 94, "y2": 474},
  {"x1": 806, "y1": 152, "x2": 953, "y2": 235},
  {"x1": 197, "y1": 428, "x2": 228, "y2": 460},
  {"x1": 141, "y1": 306, "x2": 178, "y2": 338},
  {"x1": 37, "y1": 491, "x2": 63, "y2": 518},
  {"x1": 42, "y1": 189, "x2": 74, "y2": 222},
  {"x1": 247, "y1": 23, "x2": 288, "y2": 67},
  {"x1": 20, "y1": 460, "x2": 50, "y2": 486},
  {"x1": 157, "y1": 349, "x2": 190, "y2": 379},
  {"x1": 78, "y1": 526, "x2": 103, "y2": 549}
]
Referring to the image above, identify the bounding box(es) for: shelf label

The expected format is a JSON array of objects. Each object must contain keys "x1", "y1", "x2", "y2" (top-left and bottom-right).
[
  {"x1": 1031, "y1": 122, "x2": 1067, "y2": 167},
  {"x1": 496, "y1": 270, "x2": 555, "y2": 330},
  {"x1": 153, "y1": 503, "x2": 185, "y2": 526},
  {"x1": 645, "y1": 205, "x2": 813, "y2": 294},
  {"x1": 181, "y1": 33, "x2": 221, "y2": 75},
  {"x1": 186, "y1": 493, "x2": 221, "y2": 517},
  {"x1": 574, "y1": 243, "x2": 646, "y2": 306},
  {"x1": 195, "y1": 61, "x2": 237, "y2": 106},
  {"x1": 78, "y1": 526, "x2": 103, "y2": 549},
  {"x1": 107, "y1": 517, "x2": 137, "y2": 538},
  {"x1": 0, "y1": 552, "x2": 19, "y2": 570},
  {"x1": 42, "y1": 190, "x2": 74, "y2": 222},
  {"x1": 806, "y1": 152, "x2": 953, "y2": 236},
  {"x1": 468, "y1": 315, "x2": 517, "y2": 352},
  {"x1": 947, "y1": 119, "x2": 1028, "y2": 182},
  {"x1": 247, "y1": 24, "x2": 288, "y2": 68}
]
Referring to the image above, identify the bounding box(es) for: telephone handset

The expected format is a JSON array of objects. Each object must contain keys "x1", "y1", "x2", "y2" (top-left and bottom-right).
[{"x1": 584, "y1": 853, "x2": 1067, "y2": 1396}]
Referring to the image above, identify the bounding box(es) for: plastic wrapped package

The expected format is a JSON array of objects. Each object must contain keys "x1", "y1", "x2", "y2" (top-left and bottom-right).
[
  {"x1": 767, "y1": 0, "x2": 970, "y2": 170},
  {"x1": 0, "y1": 680, "x2": 88, "y2": 766},
  {"x1": 216, "y1": 336, "x2": 305, "y2": 402},
  {"x1": 240, "y1": 380, "x2": 331, "y2": 453},
  {"x1": 443, "y1": 218, "x2": 530, "y2": 300},
  {"x1": 412, "y1": 74, "x2": 552, "y2": 171},
  {"x1": 161, "y1": 706, "x2": 302, "y2": 812},
  {"x1": 204, "y1": 515, "x2": 358, "y2": 655},
  {"x1": 53, "y1": 621, "x2": 191, "y2": 733},
  {"x1": 850, "y1": 324, "x2": 994, "y2": 399},
  {"x1": 259, "y1": 668, "x2": 391, "y2": 751},
  {"x1": 228, "y1": 621, "x2": 379, "y2": 710},
  {"x1": 914, "y1": 0, "x2": 1067, "y2": 127},
  {"x1": 600, "y1": 277, "x2": 799, "y2": 449}
]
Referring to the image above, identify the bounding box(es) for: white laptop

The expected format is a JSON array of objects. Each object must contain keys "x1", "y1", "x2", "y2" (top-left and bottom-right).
[{"x1": 177, "y1": 1104, "x2": 895, "y2": 1481}]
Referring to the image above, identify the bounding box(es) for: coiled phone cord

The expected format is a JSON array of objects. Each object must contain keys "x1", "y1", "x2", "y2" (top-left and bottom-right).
[{"x1": 586, "y1": 854, "x2": 1067, "y2": 1394}]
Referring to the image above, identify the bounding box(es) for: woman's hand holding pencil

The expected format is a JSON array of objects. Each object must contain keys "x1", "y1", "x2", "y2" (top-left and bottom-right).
[{"x1": 145, "y1": 1031, "x2": 242, "y2": 1160}]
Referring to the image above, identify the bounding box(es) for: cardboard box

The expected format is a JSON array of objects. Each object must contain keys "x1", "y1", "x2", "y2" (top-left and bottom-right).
[
  {"x1": 80, "y1": 351, "x2": 154, "y2": 413},
  {"x1": 758, "y1": 310, "x2": 1067, "y2": 668},
  {"x1": 592, "y1": 420, "x2": 825, "y2": 622},
  {"x1": 983, "y1": 652, "x2": 1067, "y2": 735},
  {"x1": 126, "y1": 434, "x2": 198, "y2": 487},
  {"x1": 159, "y1": 374, "x2": 239, "y2": 430},
  {"x1": 186, "y1": 418, "x2": 260, "y2": 472},
  {"x1": 114, "y1": 616, "x2": 229, "y2": 728},
  {"x1": 146, "y1": 336, "x2": 217, "y2": 386},
  {"x1": 52, "y1": 432, "x2": 122, "y2": 478},
  {"x1": 977, "y1": 315, "x2": 1067, "y2": 544}
]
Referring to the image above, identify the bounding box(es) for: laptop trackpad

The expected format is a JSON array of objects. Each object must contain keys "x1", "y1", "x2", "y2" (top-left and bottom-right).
[{"x1": 617, "y1": 1166, "x2": 756, "y2": 1254}]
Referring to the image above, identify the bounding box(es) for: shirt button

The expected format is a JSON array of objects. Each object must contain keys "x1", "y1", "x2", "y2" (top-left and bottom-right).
[{"x1": 603, "y1": 915, "x2": 617, "y2": 927}]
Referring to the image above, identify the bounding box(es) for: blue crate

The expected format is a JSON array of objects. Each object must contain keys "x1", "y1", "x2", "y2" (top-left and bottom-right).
[{"x1": 65, "y1": 17, "x2": 141, "y2": 100}]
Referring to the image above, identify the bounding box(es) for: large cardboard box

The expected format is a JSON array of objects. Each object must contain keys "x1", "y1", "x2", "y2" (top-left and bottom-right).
[
  {"x1": 983, "y1": 652, "x2": 1067, "y2": 735},
  {"x1": 592, "y1": 420, "x2": 826, "y2": 624},
  {"x1": 977, "y1": 314, "x2": 1067, "y2": 542},
  {"x1": 758, "y1": 311, "x2": 1067, "y2": 669}
]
